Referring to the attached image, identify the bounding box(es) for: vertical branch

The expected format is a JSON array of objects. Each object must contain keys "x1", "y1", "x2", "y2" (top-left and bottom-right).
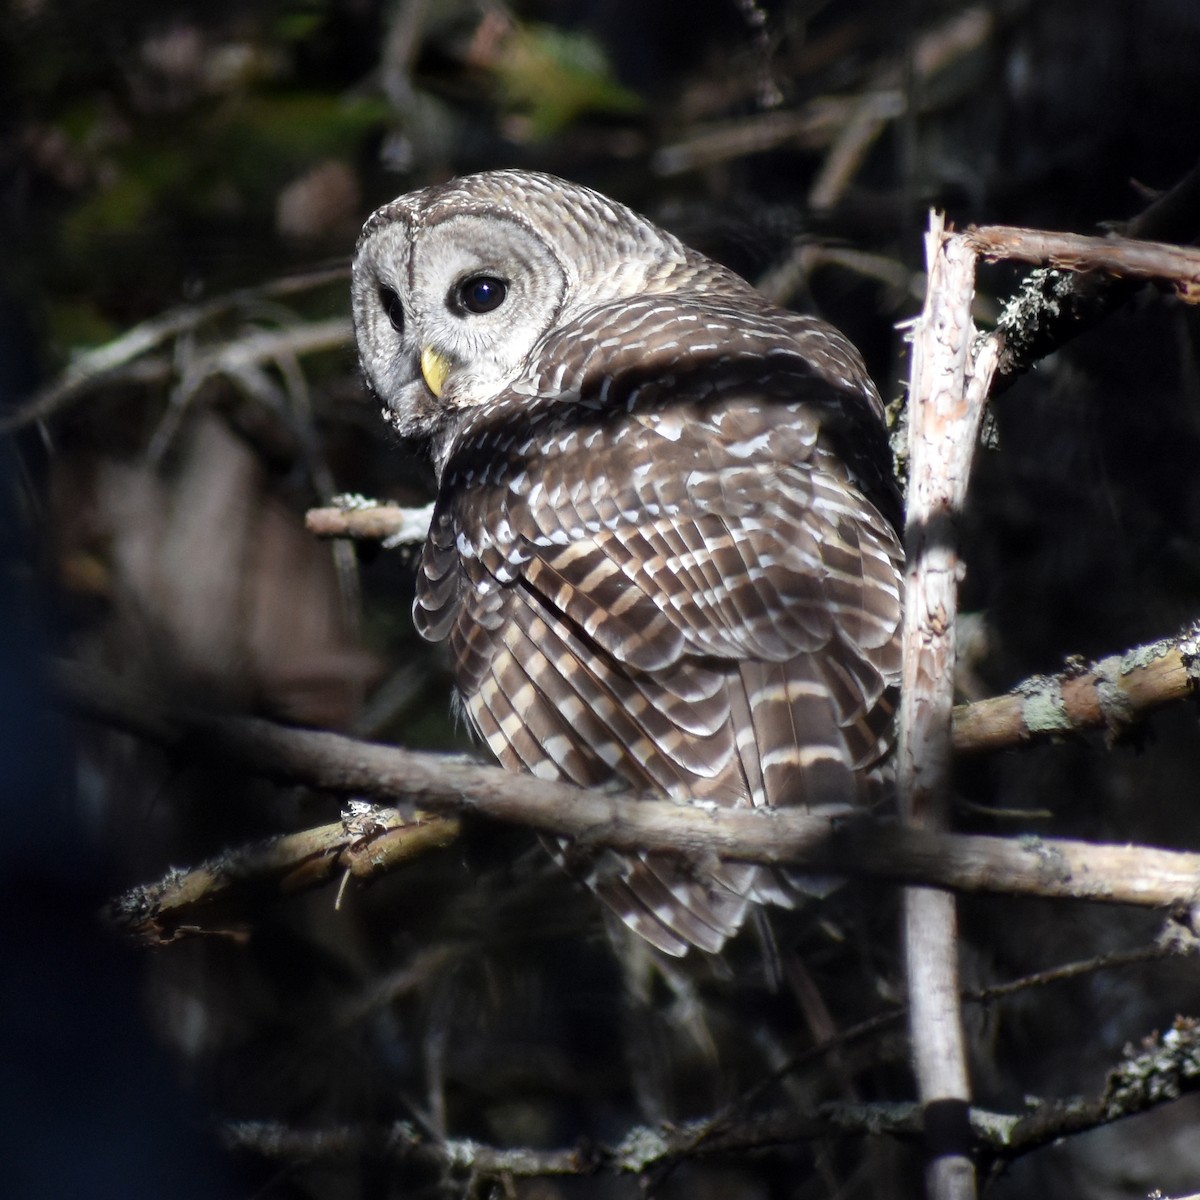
[{"x1": 900, "y1": 213, "x2": 998, "y2": 1200}]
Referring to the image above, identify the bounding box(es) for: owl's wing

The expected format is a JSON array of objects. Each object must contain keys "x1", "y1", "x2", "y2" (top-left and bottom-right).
[{"x1": 415, "y1": 313, "x2": 903, "y2": 954}]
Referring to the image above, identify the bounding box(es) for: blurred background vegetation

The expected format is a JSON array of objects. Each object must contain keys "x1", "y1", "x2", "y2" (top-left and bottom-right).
[{"x1": 3, "y1": 1, "x2": 1200, "y2": 1198}]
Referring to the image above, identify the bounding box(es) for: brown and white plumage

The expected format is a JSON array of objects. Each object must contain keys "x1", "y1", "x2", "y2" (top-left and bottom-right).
[{"x1": 352, "y1": 170, "x2": 903, "y2": 956}]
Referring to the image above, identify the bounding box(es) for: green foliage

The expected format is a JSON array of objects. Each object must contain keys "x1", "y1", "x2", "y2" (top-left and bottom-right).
[
  {"x1": 494, "y1": 22, "x2": 642, "y2": 139},
  {"x1": 216, "y1": 92, "x2": 389, "y2": 175},
  {"x1": 45, "y1": 299, "x2": 120, "y2": 353}
]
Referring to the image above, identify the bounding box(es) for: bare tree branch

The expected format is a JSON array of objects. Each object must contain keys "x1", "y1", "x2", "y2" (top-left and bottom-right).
[
  {"x1": 67, "y1": 663, "x2": 1200, "y2": 939},
  {"x1": 0, "y1": 264, "x2": 350, "y2": 434},
  {"x1": 980, "y1": 156, "x2": 1200, "y2": 391},
  {"x1": 306, "y1": 499, "x2": 437, "y2": 544},
  {"x1": 654, "y1": 7, "x2": 994, "y2": 181},
  {"x1": 967, "y1": 225, "x2": 1200, "y2": 292},
  {"x1": 662, "y1": 928, "x2": 1195, "y2": 1180},
  {"x1": 808, "y1": 7, "x2": 995, "y2": 211},
  {"x1": 899, "y1": 214, "x2": 997, "y2": 1200}
]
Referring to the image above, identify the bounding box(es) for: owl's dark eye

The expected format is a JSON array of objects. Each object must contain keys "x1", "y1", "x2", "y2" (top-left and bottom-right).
[
  {"x1": 379, "y1": 287, "x2": 405, "y2": 333},
  {"x1": 458, "y1": 275, "x2": 507, "y2": 315}
]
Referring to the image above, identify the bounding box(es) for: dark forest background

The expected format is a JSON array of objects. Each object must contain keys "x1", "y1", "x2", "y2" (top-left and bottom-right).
[{"x1": 2, "y1": 1, "x2": 1200, "y2": 1197}]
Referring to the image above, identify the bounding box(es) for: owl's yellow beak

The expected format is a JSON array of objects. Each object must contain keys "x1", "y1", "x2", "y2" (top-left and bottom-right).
[{"x1": 420, "y1": 346, "x2": 452, "y2": 398}]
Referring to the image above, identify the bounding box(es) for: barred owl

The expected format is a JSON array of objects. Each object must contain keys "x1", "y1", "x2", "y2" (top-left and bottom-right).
[{"x1": 351, "y1": 170, "x2": 903, "y2": 956}]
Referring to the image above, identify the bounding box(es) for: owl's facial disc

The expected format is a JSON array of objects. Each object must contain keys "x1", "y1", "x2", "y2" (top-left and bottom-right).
[
  {"x1": 406, "y1": 212, "x2": 568, "y2": 404},
  {"x1": 419, "y1": 274, "x2": 511, "y2": 397},
  {"x1": 351, "y1": 200, "x2": 569, "y2": 440}
]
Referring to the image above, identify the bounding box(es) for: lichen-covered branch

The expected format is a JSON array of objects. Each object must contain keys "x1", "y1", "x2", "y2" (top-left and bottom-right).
[
  {"x1": 219, "y1": 1017, "x2": 1200, "y2": 1180},
  {"x1": 978, "y1": 155, "x2": 1200, "y2": 389},
  {"x1": 990, "y1": 1017, "x2": 1200, "y2": 1163},
  {"x1": 107, "y1": 803, "x2": 461, "y2": 944},
  {"x1": 953, "y1": 623, "x2": 1200, "y2": 754}
]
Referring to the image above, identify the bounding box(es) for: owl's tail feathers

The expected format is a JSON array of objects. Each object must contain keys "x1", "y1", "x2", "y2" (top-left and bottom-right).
[
  {"x1": 542, "y1": 643, "x2": 898, "y2": 956},
  {"x1": 553, "y1": 839, "x2": 842, "y2": 957},
  {"x1": 594, "y1": 849, "x2": 847, "y2": 957},
  {"x1": 725, "y1": 649, "x2": 901, "y2": 914},
  {"x1": 589, "y1": 857, "x2": 847, "y2": 957},
  {"x1": 572, "y1": 844, "x2": 753, "y2": 957}
]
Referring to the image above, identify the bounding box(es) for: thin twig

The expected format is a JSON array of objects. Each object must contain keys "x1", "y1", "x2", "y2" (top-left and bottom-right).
[
  {"x1": 754, "y1": 243, "x2": 926, "y2": 310},
  {"x1": 178, "y1": 317, "x2": 353, "y2": 382},
  {"x1": 0, "y1": 264, "x2": 350, "y2": 434},
  {"x1": 306, "y1": 500, "x2": 437, "y2": 545},
  {"x1": 808, "y1": 8, "x2": 995, "y2": 210},
  {"x1": 967, "y1": 225, "x2": 1200, "y2": 292},
  {"x1": 964, "y1": 936, "x2": 1193, "y2": 1008},
  {"x1": 688, "y1": 928, "x2": 1193, "y2": 1164},
  {"x1": 980, "y1": 156, "x2": 1200, "y2": 390},
  {"x1": 107, "y1": 804, "x2": 461, "y2": 944},
  {"x1": 655, "y1": 7, "x2": 994, "y2": 180}
]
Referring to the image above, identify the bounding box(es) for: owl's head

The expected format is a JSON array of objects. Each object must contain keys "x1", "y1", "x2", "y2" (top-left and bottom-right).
[{"x1": 351, "y1": 169, "x2": 751, "y2": 444}]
